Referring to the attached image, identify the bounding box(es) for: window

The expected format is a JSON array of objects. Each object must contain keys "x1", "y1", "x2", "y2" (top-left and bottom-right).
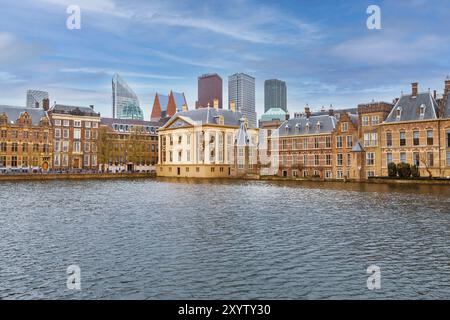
[
  {"x1": 293, "y1": 170, "x2": 298, "y2": 177},
  {"x1": 427, "y1": 152, "x2": 434, "y2": 167},
  {"x1": 386, "y1": 132, "x2": 392, "y2": 147},
  {"x1": 11, "y1": 156, "x2": 18, "y2": 167},
  {"x1": 447, "y1": 152, "x2": 450, "y2": 167},
  {"x1": 63, "y1": 129, "x2": 69, "y2": 139},
  {"x1": 336, "y1": 170, "x2": 343, "y2": 179},
  {"x1": 62, "y1": 154, "x2": 69, "y2": 166},
  {"x1": 336, "y1": 136, "x2": 343, "y2": 148},
  {"x1": 1, "y1": 130, "x2": 6, "y2": 138},
  {"x1": 326, "y1": 154, "x2": 332, "y2": 166},
  {"x1": 366, "y1": 152, "x2": 375, "y2": 166},
  {"x1": 447, "y1": 131, "x2": 450, "y2": 148},
  {"x1": 54, "y1": 119, "x2": 61, "y2": 126},
  {"x1": 92, "y1": 155, "x2": 97, "y2": 167},
  {"x1": 413, "y1": 152, "x2": 420, "y2": 166},
  {"x1": 314, "y1": 138, "x2": 320, "y2": 149},
  {"x1": 314, "y1": 154, "x2": 320, "y2": 166},
  {"x1": 85, "y1": 122, "x2": 91, "y2": 128},
  {"x1": 55, "y1": 128, "x2": 61, "y2": 138},
  {"x1": 325, "y1": 137, "x2": 331, "y2": 148},
  {"x1": 178, "y1": 135, "x2": 182, "y2": 144},
  {"x1": 387, "y1": 153, "x2": 393, "y2": 166},
  {"x1": 11, "y1": 143, "x2": 18, "y2": 152},
  {"x1": 362, "y1": 116, "x2": 369, "y2": 126},
  {"x1": 400, "y1": 131, "x2": 406, "y2": 146},
  {"x1": 84, "y1": 154, "x2": 90, "y2": 166},
  {"x1": 74, "y1": 129, "x2": 81, "y2": 140},
  {"x1": 325, "y1": 171, "x2": 332, "y2": 179},
  {"x1": 22, "y1": 143, "x2": 28, "y2": 152},
  {"x1": 413, "y1": 131, "x2": 420, "y2": 146},
  {"x1": 74, "y1": 120, "x2": 81, "y2": 127},
  {"x1": 73, "y1": 141, "x2": 81, "y2": 153},
  {"x1": 0, "y1": 156, "x2": 5, "y2": 167},
  {"x1": 23, "y1": 131, "x2": 28, "y2": 139},
  {"x1": 92, "y1": 122, "x2": 98, "y2": 128},
  {"x1": 372, "y1": 116, "x2": 380, "y2": 125},
  {"x1": 367, "y1": 171, "x2": 375, "y2": 178},
  {"x1": 84, "y1": 142, "x2": 90, "y2": 152},
  {"x1": 85, "y1": 130, "x2": 90, "y2": 139},
  {"x1": 63, "y1": 120, "x2": 70, "y2": 127},
  {"x1": 427, "y1": 130, "x2": 433, "y2": 146},
  {"x1": 303, "y1": 170, "x2": 308, "y2": 177},
  {"x1": 337, "y1": 153, "x2": 343, "y2": 166},
  {"x1": 303, "y1": 154, "x2": 308, "y2": 166},
  {"x1": 62, "y1": 141, "x2": 69, "y2": 152},
  {"x1": 346, "y1": 136, "x2": 353, "y2": 148},
  {"x1": 187, "y1": 134, "x2": 191, "y2": 145},
  {"x1": 303, "y1": 138, "x2": 308, "y2": 149},
  {"x1": 400, "y1": 152, "x2": 406, "y2": 163},
  {"x1": 347, "y1": 153, "x2": 351, "y2": 166},
  {"x1": 341, "y1": 122, "x2": 348, "y2": 132}
]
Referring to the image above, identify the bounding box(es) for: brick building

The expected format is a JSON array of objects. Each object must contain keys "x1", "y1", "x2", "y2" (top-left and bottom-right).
[
  {"x1": 0, "y1": 105, "x2": 52, "y2": 172},
  {"x1": 48, "y1": 104, "x2": 101, "y2": 171},
  {"x1": 98, "y1": 118, "x2": 160, "y2": 172}
]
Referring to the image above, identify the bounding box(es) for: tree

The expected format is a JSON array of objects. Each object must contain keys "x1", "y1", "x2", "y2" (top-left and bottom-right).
[
  {"x1": 388, "y1": 162, "x2": 397, "y2": 177},
  {"x1": 411, "y1": 165, "x2": 420, "y2": 178},
  {"x1": 419, "y1": 153, "x2": 433, "y2": 178},
  {"x1": 397, "y1": 163, "x2": 411, "y2": 178}
]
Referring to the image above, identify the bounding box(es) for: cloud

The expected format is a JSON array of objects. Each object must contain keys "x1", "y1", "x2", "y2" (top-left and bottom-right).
[
  {"x1": 0, "y1": 32, "x2": 41, "y2": 64},
  {"x1": 60, "y1": 67, "x2": 184, "y2": 80},
  {"x1": 0, "y1": 71, "x2": 25, "y2": 84}
]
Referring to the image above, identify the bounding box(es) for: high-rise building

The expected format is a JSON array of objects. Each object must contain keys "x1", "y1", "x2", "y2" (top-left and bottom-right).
[
  {"x1": 26, "y1": 90, "x2": 49, "y2": 109},
  {"x1": 228, "y1": 73, "x2": 257, "y2": 127},
  {"x1": 264, "y1": 79, "x2": 287, "y2": 112},
  {"x1": 197, "y1": 73, "x2": 222, "y2": 109},
  {"x1": 112, "y1": 74, "x2": 143, "y2": 120}
]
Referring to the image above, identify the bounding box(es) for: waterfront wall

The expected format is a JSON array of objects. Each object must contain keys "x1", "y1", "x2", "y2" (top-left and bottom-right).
[{"x1": 0, "y1": 172, "x2": 155, "y2": 182}]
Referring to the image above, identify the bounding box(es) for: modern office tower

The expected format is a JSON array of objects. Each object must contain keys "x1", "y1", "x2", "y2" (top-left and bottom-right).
[
  {"x1": 228, "y1": 73, "x2": 257, "y2": 127},
  {"x1": 112, "y1": 73, "x2": 143, "y2": 119},
  {"x1": 264, "y1": 79, "x2": 287, "y2": 112},
  {"x1": 196, "y1": 73, "x2": 223, "y2": 109},
  {"x1": 26, "y1": 90, "x2": 49, "y2": 109}
]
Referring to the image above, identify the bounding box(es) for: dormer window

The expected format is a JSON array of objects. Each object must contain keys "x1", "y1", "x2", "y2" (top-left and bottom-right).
[
  {"x1": 396, "y1": 107, "x2": 402, "y2": 120},
  {"x1": 305, "y1": 123, "x2": 310, "y2": 131},
  {"x1": 285, "y1": 125, "x2": 290, "y2": 134},
  {"x1": 316, "y1": 122, "x2": 321, "y2": 131},
  {"x1": 295, "y1": 123, "x2": 301, "y2": 132},
  {"x1": 419, "y1": 104, "x2": 426, "y2": 119}
]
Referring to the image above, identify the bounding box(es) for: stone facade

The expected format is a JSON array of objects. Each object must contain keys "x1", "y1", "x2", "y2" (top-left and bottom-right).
[{"x1": 0, "y1": 105, "x2": 52, "y2": 172}]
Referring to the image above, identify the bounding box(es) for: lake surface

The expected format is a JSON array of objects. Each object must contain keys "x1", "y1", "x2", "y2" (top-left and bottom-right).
[{"x1": 0, "y1": 178, "x2": 449, "y2": 299}]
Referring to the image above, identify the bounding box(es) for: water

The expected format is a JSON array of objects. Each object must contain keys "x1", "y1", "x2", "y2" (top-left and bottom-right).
[{"x1": 0, "y1": 178, "x2": 449, "y2": 299}]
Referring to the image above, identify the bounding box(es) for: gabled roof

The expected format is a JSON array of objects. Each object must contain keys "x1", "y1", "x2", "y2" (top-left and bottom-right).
[
  {"x1": 0, "y1": 105, "x2": 48, "y2": 125},
  {"x1": 385, "y1": 92, "x2": 438, "y2": 123},
  {"x1": 277, "y1": 114, "x2": 337, "y2": 136},
  {"x1": 162, "y1": 108, "x2": 244, "y2": 129},
  {"x1": 172, "y1": 92, "x2": 187, "y2": 111},
  {"x1": 157, "y1": 94, "x2": 169, "y2": 111}
]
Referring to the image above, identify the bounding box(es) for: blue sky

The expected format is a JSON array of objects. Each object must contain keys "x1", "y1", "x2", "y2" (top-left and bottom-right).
[{"x1": 1, "y1": 0, "x2": 449, "y2": 119}]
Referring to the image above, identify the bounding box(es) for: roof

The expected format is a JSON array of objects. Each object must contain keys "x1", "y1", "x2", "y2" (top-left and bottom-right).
[
  {"x1": 385, "y1": 92, "x2": 438, "y2": 123},
  {"x1": 172, "y1": 92, "x2": 186, "y2": 110},
  {"x1": 445, "y1": 95, "x2": 450, "y2": 118},
  {"x1": 51, "y1": 104, "x2": 100, "y2": 117},
  {"x1": 162, "y1": 107, "x2": 245, "y2": 129},
  {"x1": 260, "y1": 108, "x2": 287, "y2": 122},
  {"x1": 101, "y1": 117, "x2": 162, "y2": 127},
  {"x1": 157, "y1": 94, "x2": 169, "y2": 111},
  {"x1": 0, "y1": 105, "x2": 48, "y2": 125},
  {"x1": 277, "y1": 114, "x2": 337, "y2": 136}
]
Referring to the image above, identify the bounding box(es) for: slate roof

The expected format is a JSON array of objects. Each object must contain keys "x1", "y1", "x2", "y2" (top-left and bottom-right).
[
  {"x1": 101, "y1": 117, "x2": 162, "y2": 128},
  {"x1": 51, "y1": 104, "x2": 100, "y2": 117},
  {"x1": 277, "y1": 115, "x2": 337, "y2": 136},
  {"x1": 163, "y1": 107, "x2": 245, "y2": 128},
  {"x1": 0, "y1": 105, "x2": 48, "y2": 125},
  {"x1": 172, "y1": 92, "x2": 187, "y2": 111},
  {"x1": 385, "y1": 92, "x2": 438, "y2": 123},
  {"x1": 157, "y1": 94, "x2": 169, "y2": 111},
  {"x1": 444, "y1": 95, "x2": 450, "y2": 119}
]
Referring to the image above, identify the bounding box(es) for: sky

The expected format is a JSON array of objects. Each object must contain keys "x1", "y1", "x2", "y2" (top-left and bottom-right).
[{"x1": 1, "y1": 0, "x2": 450, "y2": 119}]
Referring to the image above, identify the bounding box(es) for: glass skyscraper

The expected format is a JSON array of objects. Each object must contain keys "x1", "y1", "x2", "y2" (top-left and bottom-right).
[
  {"x1": 112, "y1": 74, "x2": 143, "y2": 120},
  {"x1": 228, "y1": 73, "x2": 257, "y2": 127},
  {"x1": 264, "y1": 79, "x2": 287, "y2": 112},
  {"x1": 26, "y1": 90, "x2": 49, "y2": 109}
]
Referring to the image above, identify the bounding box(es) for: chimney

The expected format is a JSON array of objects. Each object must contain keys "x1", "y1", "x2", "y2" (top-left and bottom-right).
[
  {"x1": 90, "y1": 105, "x2": 94, "y2": 110},
  {"x1": 213, "y1": 98, "x2": 219, "y2": 110},
  {"x1": 433, "y1": 90, "x2": 437, "y2": 100},
  {"x1": 42, "y1": 98, "x2": 49, "y2": 111},
  {"x1": 229, "y1": 100, "x2": 236, "y2": 112},
  {"x1": 182, "y1": 104, "x2": 187, "y2": 112},
  {"x1": 411, "y1": 82, "x2": 418, "y2": 97},
  {"x1": 305, "y1": 105, "x2": 311, "y2": 118},
  {"x1": 328, "y1": 109, "x2": 334, "y2": 116},
  {"x1": 445, "y1": 76, "x2": 450, "y2": 95}
]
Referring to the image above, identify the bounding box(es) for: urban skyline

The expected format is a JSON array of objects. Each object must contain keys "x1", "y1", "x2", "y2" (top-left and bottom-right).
[{"x1": 2, "y1": 0, "x2": 450, "y2": 120}]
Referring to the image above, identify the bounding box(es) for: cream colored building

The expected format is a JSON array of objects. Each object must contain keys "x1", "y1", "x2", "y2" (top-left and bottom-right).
[{"x1": 157, "y1": 106, "x2": 259, "y2": 178}]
